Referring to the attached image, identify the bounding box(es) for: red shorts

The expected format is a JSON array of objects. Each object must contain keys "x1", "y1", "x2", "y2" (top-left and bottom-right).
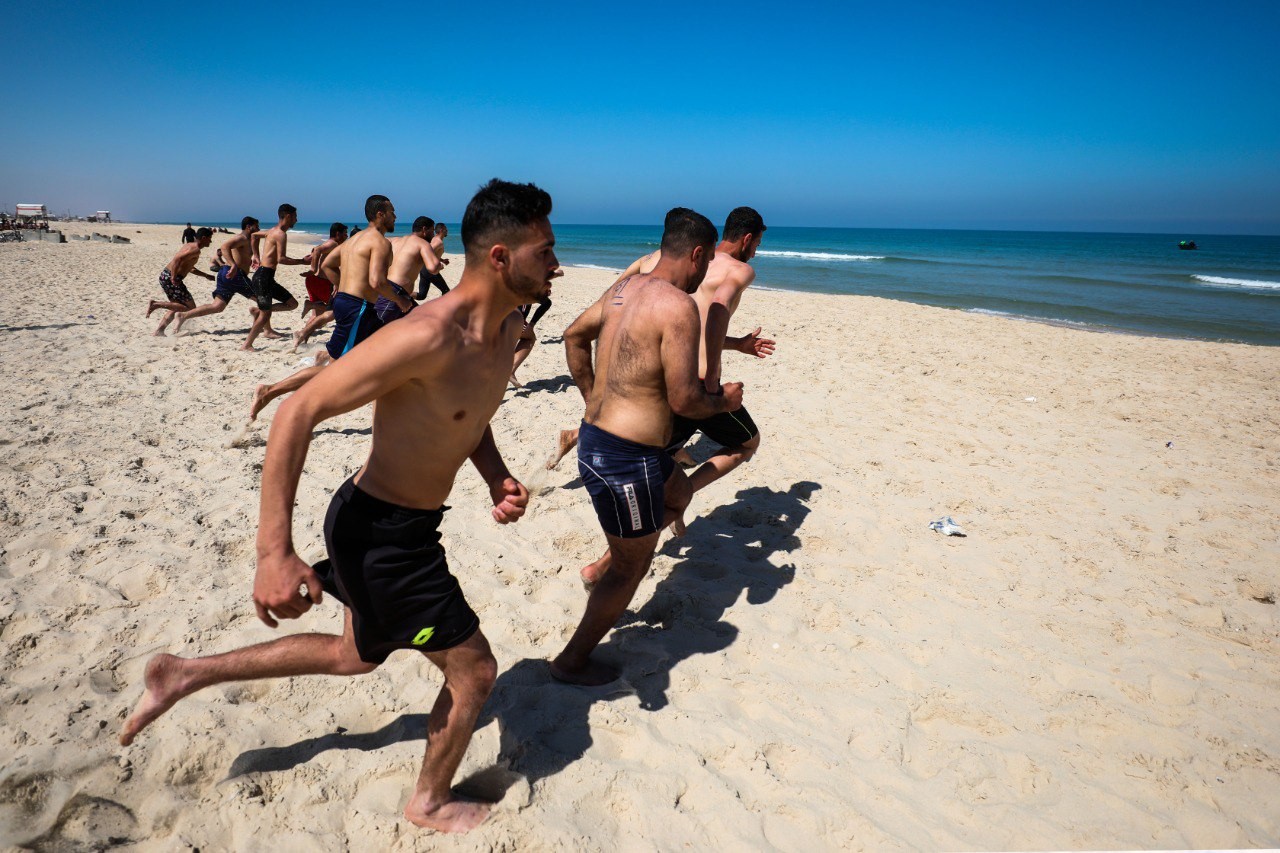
[{"x1": 305, "y1": 273, "x2": 335, "y2": 305}]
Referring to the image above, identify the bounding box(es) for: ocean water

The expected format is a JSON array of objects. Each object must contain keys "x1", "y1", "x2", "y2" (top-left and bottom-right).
[{"x1": 193, "y1": 222, "x2": 1280, "y2": 346}]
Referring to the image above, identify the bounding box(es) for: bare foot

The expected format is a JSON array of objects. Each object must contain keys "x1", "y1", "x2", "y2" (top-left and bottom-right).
[
  {"x1": 291, "y1": 328, "x2": 306, "y2": 351},
  {"x1": 545, "y1": 428, "x2": 579, "y2": 470},
  {"x1": 549, "y1": 656, "x2": 620, "y2": 686},
  {"x1": 120, "y1": 654, "x2": 188, "y2": 745},
  {"x1": 263, "y1": 329, "x2": 286, "y2": 340},
  {"x1": 580, "y1": 555, "x2": 610, "y2": 589},
  {"x1": 173, "y1": 314, "x2": 189, "y2": 333},
  {"x1": 249, "y1": 384, "x2": 272, "y2": 421},
  {"x1": 508, "y1": 374, "x2": 522, "y2": 389},
  {"x1": 146, "y1": 299, "x2": 159, "y2": 318},
  {"x1": 240, "y1": 343, "x2": 256, "y2": 352},
  {"x1": 152, "y1": 328, "x2": 166, "y2": 337},
  {"x1": 404, "y1": 795, "x2": 491, "y2": 833}
]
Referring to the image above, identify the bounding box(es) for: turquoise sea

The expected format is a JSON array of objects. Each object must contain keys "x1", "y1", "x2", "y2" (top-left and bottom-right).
[{"x1": 194, "y1": 222, "x2": 1280, "y2": 346}]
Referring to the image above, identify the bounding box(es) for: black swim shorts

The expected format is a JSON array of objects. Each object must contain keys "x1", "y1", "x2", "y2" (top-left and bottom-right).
[
  {"x1": 578, "y1": 421, "x2": 675, "y2": 539},
  {"x1": 249, "y1": 266, "x2": 294, "y2": 311},
  {"x1": 666, "y1": 405, "x2": 759, "y2": 455},
  {"x1": 159, "y1": 268, "x2": 193, "y2": 305},
  {"x1": 373, "y1": 281, "x2": 416, "y2": 324},
  {"x1": 313, "y1": 477, "x2": 479, "y2": 664}
]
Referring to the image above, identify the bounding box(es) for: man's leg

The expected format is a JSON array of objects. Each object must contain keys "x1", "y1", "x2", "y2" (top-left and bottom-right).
[
  {"x1": 260, "y1": 297, "x2": 298, "y2": 340},
  {"x1": 250, "y1": 356, "x2": 330, "y2": 420},
  {"x1": 147, "y1": 298, "x2": 190, "y2": 318},
  {"x1": 120, "y1": 608, "x2": 375, "y2": 746},
  {"x1": 552, "y1": 531, "x2": 660, "y2": 686},
  {"x1": 509, "y1": 330, "x2": 535, "y2": 387},
  {"x1": 545, "y1": 426, "x2": 579, "y2": 470},
  {"x1": 686, "y1": 432, "x2": 761, "y2": 493},
  {"x1": 153, "y1": 299, "x2": 195, "y2": 336},
  {"x1": 403, "y1": 631, "x2": 499, "y2": 833},
  {"x1": 174, "y1": 297, "x2": 229, "y2": 332},
  {"x1": 293, "y1": 310, "x2": 334, "y2": 350}
]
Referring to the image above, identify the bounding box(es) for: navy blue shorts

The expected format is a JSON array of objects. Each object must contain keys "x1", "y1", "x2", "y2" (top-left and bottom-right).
[
  {"x1": 374, "y1": 281, "x2": 416, "y2": 324},
  {"x1": 326, "y1": 292, "x2": 383, "y2": 360},
  {"x1": 577, "y1": 421, "x2": 675, "y2": 539},
  {"x1": 212, "y1": 265, "x2": 253, "y2": 302},
  {"x1": 313, "y1": 477, "x2": 478, "y2": 664}
]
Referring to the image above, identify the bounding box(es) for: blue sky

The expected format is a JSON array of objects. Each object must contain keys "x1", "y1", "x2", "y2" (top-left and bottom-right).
[{"x1": 3, "y1": 1, "x2": 1278, "y2": 233}]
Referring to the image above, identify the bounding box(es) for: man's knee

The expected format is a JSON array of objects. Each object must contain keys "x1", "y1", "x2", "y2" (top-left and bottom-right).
[
  {"x1": 332, "y1": 638, "x2": 378, "y2": 676},
  {"x1": 732, "y1": 432, "x2": 761, "y2": 462},
  {"x1": 449, "y1": 647, "x2": 498, "y2": 702}
]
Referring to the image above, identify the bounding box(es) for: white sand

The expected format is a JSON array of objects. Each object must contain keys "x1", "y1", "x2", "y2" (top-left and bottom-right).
[{"x1": 1, "y1": 223, "x2": 1277, "y2": 849}]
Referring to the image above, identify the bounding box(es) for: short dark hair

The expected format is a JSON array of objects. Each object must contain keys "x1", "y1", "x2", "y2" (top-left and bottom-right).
[
  {"x1": 364, "y1": 195, "x2": 392, "y2": 222},
  {"x1": 329, "y1": 222, "x2": 347, "y2": 239},
  {"x1": 278, "y1": 203, "x2": 297, "y2": 219},
  {"x1": 240, "y1": 216, "x2": 259, "y2": 230},
  {"x1": 412, "y1": 216, "x2": 435, "y2": 234},
  {"x1": 195, "y1": 227, "x2": 213, "y2": 239},
  {"x1": 461, "y1": 179, "x2": 552, "y2": 257},
  {"x1": 659, "y1": 208, "x2": 717, "y2": 256},
  {"x1": 722, "y1": 206, "x2": 765, "y2": 243},
  {"x1": 435, "y1": 223, "x2": 448, "y2": 235}
]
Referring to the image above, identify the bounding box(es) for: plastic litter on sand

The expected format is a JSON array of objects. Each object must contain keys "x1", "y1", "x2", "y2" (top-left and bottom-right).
[{"x1": 929, "y1": 517, "x2": 966, "y2": 537}]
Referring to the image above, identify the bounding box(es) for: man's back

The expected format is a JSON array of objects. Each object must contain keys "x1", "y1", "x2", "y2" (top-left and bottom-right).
[
  {"x1": 222, "y1": 231, "x2": 253, "y2": 272},
  {"x1": 388, "y1": 233, "x2": 437, "y2": 286},
  {"x1": 339, "y1": 229, "x2": 390, "y2": 302},
  {"x1": 588, "y1": 274, "x2": 699, "y2": 447}
]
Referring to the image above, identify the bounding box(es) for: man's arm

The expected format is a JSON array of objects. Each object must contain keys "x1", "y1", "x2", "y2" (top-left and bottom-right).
[
  {"x1": 254, "y1": 323, "x2": 441, "y2": 626},
  {"x1": 420, "y1": 242, "x2": 441, "y2": 275},
  {"x1": 702, "y1": 268, "x2": 754, "y2": 391},
  {"x1": 309, "y1": 239, "x2": 333, "y2": 275},
  {"x1": 249, "y1": 231, "x2": 266, "y2": 266},
  {"x1": 610, "y1": 251, "x2": 656, "y2": 287},
  {"x1": 468, "y1": 425, "x2": 529, "y2": 524},
  {"x1": 186, "y1": 245, "x2": 215, "y2": 280},
  {"x1": 320, "y1": 242, "x2": 342, "y2": 284},
  {"x1": 367, "y1": 236, "x2": 411, "y2": 309},
  {"x1": 662, "y1": 294, "x2": 742, "y2": 419},
  {"x1": 277, "y1": 232, "x2": 308, "y2": 265},
  {"x1": 563, "y1": 288, "x2": 609, "y2": 403}
]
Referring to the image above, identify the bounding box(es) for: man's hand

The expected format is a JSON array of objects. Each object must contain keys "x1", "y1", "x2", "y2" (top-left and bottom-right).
[
  {"x1": 440, "y1": 258, "x2": 450, "y2": 266},
  {"x1": 489, "y1": 477, "x2": 529, "y2": 524},
  {"x1": 253, "y1": 552, "x2": 324, "y2": 628},
  {"x1": 735, "y1": 327, "x2": 776, "y2": 358},
  {"x1": 396, "y1": 293, "x2": 416, "y2": 313},
  {"x1": 721, "y1": 381, "x2": 744, "y2": 411}
]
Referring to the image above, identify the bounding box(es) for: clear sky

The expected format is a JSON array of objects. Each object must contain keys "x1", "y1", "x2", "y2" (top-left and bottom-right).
[{"x1": 3, "y1": 0, "x2": 1278, "y2": 233}]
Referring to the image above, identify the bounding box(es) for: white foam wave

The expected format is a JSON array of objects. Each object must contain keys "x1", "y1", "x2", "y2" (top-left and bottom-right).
[
  {"x1": 1193, "y1": 274, "x2": 1280, "y2": 290},
  {"x1": 756, "y1": 250, "x2": 884, "y2": 261},
  {"x1": 568, "y1": 263, "x2": 623, "y2": 273}
]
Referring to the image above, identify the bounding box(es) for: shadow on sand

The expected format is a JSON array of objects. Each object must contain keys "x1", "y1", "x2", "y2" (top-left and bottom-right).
[{"x1": 226, "y1": 481, "x2": 819, "y2": 798}]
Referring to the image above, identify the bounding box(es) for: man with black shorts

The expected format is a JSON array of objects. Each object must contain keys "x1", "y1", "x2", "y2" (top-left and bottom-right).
[
  {"x1": 249, "y1": 195, "x2": 411, "y2": 420},
  {"x1": 416, "y1": 222, "x2": 451, "y2": 298},
  {"x1": 146, "y1": 227, "x2": 216, "y2": 335},
  {"x1": 239, "y1": 204, "x2": 305, "y2": 350},
  {"x1": 121, "y1": 179, "x2": 559, "y2": 833},
  {"x1": 551, "y1": 208, "x2": 743, "y2": 686},
  {"x1": 173, "y1": 216, "x2": 261, "y2": 334},
  {"x1": 375, "y1": 215, "x2": 443, "y2": 323}
]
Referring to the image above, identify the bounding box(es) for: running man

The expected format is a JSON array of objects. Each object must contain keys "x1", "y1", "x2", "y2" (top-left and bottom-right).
[
  {"x1": 240, "y1": 204, "x2": 305, "y2": 350},
  {"x1": 299, "y1": 222, "x2": 348, "y2": 324},
  {"x1": 551, "y1": 208, "x2": 743, "y2": 686},
  {"x1": 375, "y1": 216, "x2": 443, "y2": 323},
  {"x1": 249, "y1": 195, "x2": 411, "y2": 420},
  {"x1": 291, "y1": 236, "x2": 347, "y2": 351},
  {"x1": 147, "y1": 227, "x2": 216, "y2": 335},
  {"x1": 174, "y1": 217, "x2": 261, "y2": 334},
  {"x1": 120, "y1": 179, "x2": 558, "y2": 833},
  {"x1": 547, "y1": 206, "x2": 774, "y2": 472},
  {"x1": 508, "y1": 296, "x2": 552, "y2": 387},
  {"x1": 416, "y1": 222, "x2": 451, "y2": 298}
]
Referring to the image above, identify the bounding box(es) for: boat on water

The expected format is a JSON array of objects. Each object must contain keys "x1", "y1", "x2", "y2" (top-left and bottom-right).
[{"x1": 1179, "y1": 240, "x2": 1198, "y2": 250}]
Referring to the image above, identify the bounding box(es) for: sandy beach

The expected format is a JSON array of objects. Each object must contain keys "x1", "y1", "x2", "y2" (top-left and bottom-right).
[{"x1": 1, "y1": 222, "x2": 1277, "y2": 850}]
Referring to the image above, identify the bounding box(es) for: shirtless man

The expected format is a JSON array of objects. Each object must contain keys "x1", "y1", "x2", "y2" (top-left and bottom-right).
[
  {"x1": 417, "y1": 222, "x2": 451, "y2": 299},
  {"x1": 547, "y1": 207, "x2": 774, "y2": 474},
  {"x1": 299, "y1": 222, "x2": 348, "y2": 323},
  {"x1": 551, "y1": 208, "x2": 743, "y2": 686},
  {"x1": 508, "y1": 295, "x2": 552, "y2": 387},
  {"x1": 120, "y1": 178, "x2": 558, "y2": 833},
  {"x1": 248, "y1": 195, "x2": 412, "y2": 421},
  {"x1": 291, "y1": 236, "x2": 347, "y2": 351},
  {"x1": 237, "y1": 204, "x2": 305, "y2": 350},
  {"x1": 146, "y1": 227, "x2": 215, "y2": 335},
  {"x1": 173, "y1": 217, "x2": 260, "y2": 333},
  {"x1": 375, "y1": 216, "x2": 443, "y2": 323}
]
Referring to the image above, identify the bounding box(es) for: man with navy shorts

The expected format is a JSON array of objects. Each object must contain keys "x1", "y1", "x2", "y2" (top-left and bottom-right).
[
  {"x1": 174, "y1": 216, "x2": 261, "y2": 334},
  {"x1": 551, "y1": 208, "x2": 745, "y2": 686}
]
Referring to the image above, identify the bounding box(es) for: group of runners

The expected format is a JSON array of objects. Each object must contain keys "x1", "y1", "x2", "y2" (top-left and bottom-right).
[{"x1": 124, "y1": 179, "x2": 775, "y2": 834}]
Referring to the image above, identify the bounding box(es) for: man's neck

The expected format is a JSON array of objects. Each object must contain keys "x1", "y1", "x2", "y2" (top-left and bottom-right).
[{"x1": 717, "y1": 240, "x2": 745, "y2": 262}]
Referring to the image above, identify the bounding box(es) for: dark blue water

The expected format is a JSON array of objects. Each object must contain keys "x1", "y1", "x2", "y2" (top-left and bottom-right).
[{"x1": 193, "y1": 223, "x2": 1280, "y2": 346}]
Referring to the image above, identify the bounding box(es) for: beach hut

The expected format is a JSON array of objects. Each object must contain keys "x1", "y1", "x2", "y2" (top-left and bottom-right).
[
  {"x1": 16, "y1": 203, "x2": 47, "y2": 221},
  {"x1": 95, "y1": 210, "x2": 112, "y2": 223}
]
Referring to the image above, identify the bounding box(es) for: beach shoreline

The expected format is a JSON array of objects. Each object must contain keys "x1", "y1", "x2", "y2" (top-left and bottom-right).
[{"x1": 1, "y1": 223, "x2": 1277, "y2": 849}]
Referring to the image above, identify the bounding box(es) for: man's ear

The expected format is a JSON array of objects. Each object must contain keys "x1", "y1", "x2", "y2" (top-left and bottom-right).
[{"x1": 489, "y1": 243, "x2": 509, "y2": 270}]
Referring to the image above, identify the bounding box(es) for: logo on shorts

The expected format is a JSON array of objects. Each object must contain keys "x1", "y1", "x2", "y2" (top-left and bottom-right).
[
  {"x1": 412, "y1": 626, "x2": 435, "y2": 646},
  {"x1": 622, "y1": 482, "x2": 642, "y2": 531}
]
